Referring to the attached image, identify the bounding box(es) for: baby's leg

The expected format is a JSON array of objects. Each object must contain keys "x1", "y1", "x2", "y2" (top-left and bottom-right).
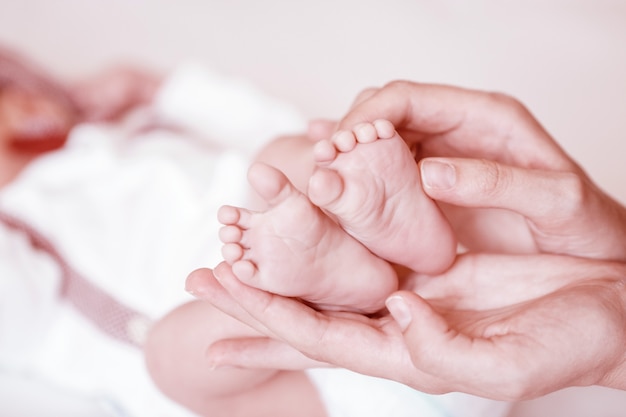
[
  {"x1": 218, "y1": 162, "x2": 398, "y2": 313},
  {"x1": 308, "y1": 120, "x2": 457, "y2": 274},
  {"x1": 144, "y1": 300, "x2": 326, "y2": 417}
]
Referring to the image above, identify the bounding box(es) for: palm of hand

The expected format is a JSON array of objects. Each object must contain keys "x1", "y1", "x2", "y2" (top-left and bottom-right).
[
  {"x1": 405, "y1": 258, "x2": 626, "y2": 399},
  {"x1": 203, "y1": 253, "x2": 626, "y2": 400}
]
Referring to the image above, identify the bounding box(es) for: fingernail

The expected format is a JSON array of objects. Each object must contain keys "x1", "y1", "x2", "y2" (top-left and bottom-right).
[
  {"x1": 185, "y1": 276, "x2": 200, "y2": 296},
  {"x1": 185, "y1": 281, "x2": 206, "y2": 298},
  {"x1": 210, "y1": 362, "x2": 238, "y2": 371},
  {"x1": 206, "y1": 345, "x2": 238, "y2": 370},
  {"x1": 421, "y1": 159, "x2": 456, "y2": 190},
  {"x1": 386, "y1": 296, "x2": 412, "y2": 331},
  {"x1": 185, "y1": 269, "x2": 211, "y2": 298},
  {"x1": 207, "y1": 356, "x2": 237, "y2": 371}
]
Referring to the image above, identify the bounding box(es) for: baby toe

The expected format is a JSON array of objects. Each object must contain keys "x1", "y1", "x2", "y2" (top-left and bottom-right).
[
  {"x1": 221, "y1": 243, "x2": 244, "y2": 263},
  {"x1": 353, "y1": 122, "x2": 378, "y2": 144},
  {"x1": 373, "y1": 119, "x2": 396, "y2": 139},
  {"x1": 218, "y1": 225, "x2": 243, "y2": 243},
  {"x1": 332, "y1": 130, "x2": 357, "y2": 152}
]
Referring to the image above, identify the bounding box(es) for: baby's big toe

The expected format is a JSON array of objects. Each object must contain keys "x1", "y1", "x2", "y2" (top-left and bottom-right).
[
  {"x1": 308, "y1": 168, "x2": 344, "y2": 208},
  {"x1": 231, "y1": 260, "x2": 258, "y2": 283}
]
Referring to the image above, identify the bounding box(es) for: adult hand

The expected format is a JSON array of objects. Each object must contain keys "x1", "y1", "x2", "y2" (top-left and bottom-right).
[
  {"x1": 322, "y1": 81, "x2": 626, "y2": 260},
  {"x1": 188, "y1": 257, "x2": 626, "y2": 401}
]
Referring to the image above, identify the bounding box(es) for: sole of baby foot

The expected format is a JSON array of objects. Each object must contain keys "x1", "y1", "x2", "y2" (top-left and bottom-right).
[
  {"x1": 219, "y1": 162, "x2": 398, "y2": 313},
  {"x1": 308, "y1": 121, "x2": 457, "y2": 274}
]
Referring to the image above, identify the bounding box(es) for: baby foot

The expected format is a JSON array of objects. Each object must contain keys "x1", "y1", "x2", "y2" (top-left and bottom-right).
[
  {"x1": 308, "y1": 120, "x2": 457, "y2": 273},
  {"x1": 218, "y1": 162, "x2": 397, "y2": 313}
]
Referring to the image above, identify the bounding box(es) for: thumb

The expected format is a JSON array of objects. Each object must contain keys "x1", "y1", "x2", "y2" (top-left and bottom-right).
[
  {"x1": 385, "y1": 291, "x2": 505, "y2": 396},
  {"x1": 385, "y1": 292, "x2": 453, "y2": 365},
  {"x1": 386, "y1": 291, "x2": 528, "y2": 399}
]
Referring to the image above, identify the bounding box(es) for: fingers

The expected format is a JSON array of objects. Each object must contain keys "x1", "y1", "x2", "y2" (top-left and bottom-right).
[
  {"x1": 411, "y1": 253, "x2": 547, "y2": 309},
  {"x1": 390, "y1": 272, "x2": 626, "y2": 400},
  {"x1": 410, "y1": 253, "x2": 618, "y2": 311},
  {"x1": 418, "y1": 156, "x2": 626, "y2": 260},
  {"x1": 187, "y1": 267, "x2": 319, "y2": 370},
  {"x1": 185, "y1": 267, "x2": 275, "y2": 338},
  {"x1": 338, "y1": 81, "x2": 467, "y2": 134},
  {"x1": 187, "y1": 267, "x2": 334, "y2": 371},
  {"x1": 209, "y1": 262, "x2": 411, "y2": 378},
  {"x1": 337, "y1": 81, "x2": 573, "y2": 170},
  {"x1": 208, "y1": 337, "x2": 329, "y2": 370},
  {"x1": 419, "y1": 157, "x2": 581, "y2": 216}
]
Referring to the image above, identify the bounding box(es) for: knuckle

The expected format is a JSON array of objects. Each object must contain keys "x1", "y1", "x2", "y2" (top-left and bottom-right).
[
  {"x1": 484, "y1": 91, "x2": 538, "y2": 133},
  {"x1": 486, "y1": 91, "x2": 529, "y2": 116},
  {"x1": 353, "y1": 86, "x2": 379, "y2": 104},
  {"x1": 385, "y1": 79, "x2": 408, "y2": 89},
  {"x1": 384, "y1": 79, "x2": 417, "y2": 93},
  {"x1": 556, "y1": 172, "x2": 589, "y2": 217},
  {"x1": 531, "y1": 171, "x2": 591, "y2": 225},
  {"x1": 474, "y1": 159, "x2": 512, "y2": 198}
]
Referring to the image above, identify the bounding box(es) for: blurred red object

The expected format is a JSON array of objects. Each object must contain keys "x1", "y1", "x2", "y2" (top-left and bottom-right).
[
  {"x1": 0, "y1": 47, "x2": 79, "y2": 153},
  {"x1": 1, "y1": 85, "x2": 77, "y2": 152}
]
